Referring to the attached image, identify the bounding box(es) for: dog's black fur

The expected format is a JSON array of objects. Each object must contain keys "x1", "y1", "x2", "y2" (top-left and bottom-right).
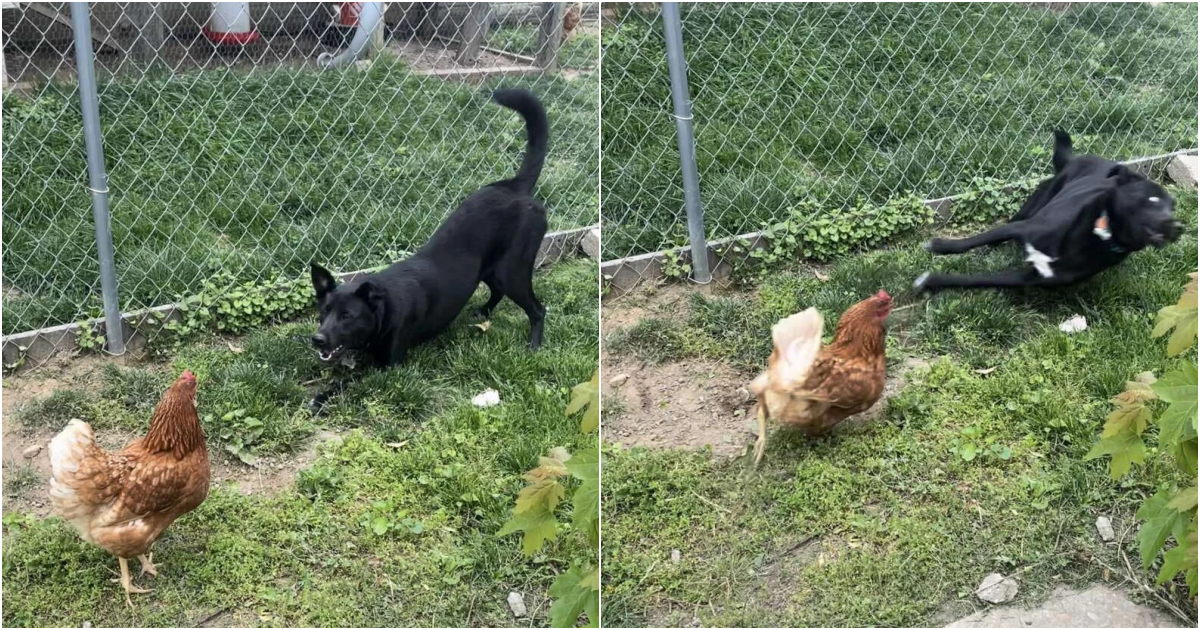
[
  {"x1": 309, "y1": 89, "x2": 549, "y2": 384},
  {"x1": 914, "y1": 130, "x2": 1182, "y2": 292}
]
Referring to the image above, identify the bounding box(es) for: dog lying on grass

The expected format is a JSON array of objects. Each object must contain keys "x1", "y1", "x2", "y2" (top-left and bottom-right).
[
  {"x1": 308, "y1": 88, "x2": 550, "y2": 408},
  {"x1": 915, "y1": 130, "x2": 1182, "y2": 292}
]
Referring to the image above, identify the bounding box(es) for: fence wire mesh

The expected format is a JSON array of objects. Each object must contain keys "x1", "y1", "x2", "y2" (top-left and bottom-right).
[
  {"x1": 600, "y1": 2, "x2": 1198, "y2": 283},
  {"x1": 2, "y1": 1, "x2": 598, "y2": 363}
]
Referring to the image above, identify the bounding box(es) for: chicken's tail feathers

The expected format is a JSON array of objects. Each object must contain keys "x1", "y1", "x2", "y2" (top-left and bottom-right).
[
  {"x1": 771, "y1": 307, "x2": 824, "y2": 386},
  {"x1": 48, "y1": 419, "x2": 101, "y2": 520}
]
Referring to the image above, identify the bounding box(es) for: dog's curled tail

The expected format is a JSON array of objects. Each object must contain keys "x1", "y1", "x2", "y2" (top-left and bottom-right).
[
  {"x1": 492, "y1": 88, "x2": 548, "y2": 196},
  {"x1": 1051, "y1": 129, "x2": 1073, "y2": 173}
]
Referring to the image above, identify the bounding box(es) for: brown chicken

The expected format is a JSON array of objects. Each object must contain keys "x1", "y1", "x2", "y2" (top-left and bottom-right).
[
  {"x1": 48, "y1": 370, "x2": 210, "y2": 605},
  {"x1": 748, "y1": 290, "x2": 893, "y2": 465},
  {"x1": 562, "y1": 3, "x2": 582, "y2": 42}
]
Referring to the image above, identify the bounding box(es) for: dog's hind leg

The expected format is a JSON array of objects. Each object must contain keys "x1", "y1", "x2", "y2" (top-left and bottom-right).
[
  {"x1": 914, "y1": 268, "x2": 1044, "y2": 293},
  {"x1": 473, "y1": 275, "x2": 505, "y2": 320},
  {"x1": 924, "y1": 222, "x2": 1026, "y2": 255},
  {"x1": 497, "y1": 255, "x2": 545, "y2": 349}
]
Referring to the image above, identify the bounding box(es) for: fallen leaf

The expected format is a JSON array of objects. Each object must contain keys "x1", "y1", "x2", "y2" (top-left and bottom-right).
[
  {"x1": 974, "y1": 367, "x2": 997, "y2": 376},
  {"x1": 227, "y1": 342, "x2": 244, "y2": 354},
  {"x1": 814, "y1": 270, "x2": 830, "y2": 282},
  {"x1": 474, "y1": 321, "x2": 492, "y2": 333},
  {"x1": 385, "y1": 441, "x2": 408, "y2": 449}
]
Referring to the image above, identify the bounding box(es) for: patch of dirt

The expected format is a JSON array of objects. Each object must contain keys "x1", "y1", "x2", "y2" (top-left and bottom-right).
[
  {"x1": 601, "y1": 281, "x2": 715, "y2": 332},
  {"x1": 2, "y1": 354, "x2": 342, "y2": 517},
  {"x1": 603, "y1": 355, "x2": 753, "y2": 458}
]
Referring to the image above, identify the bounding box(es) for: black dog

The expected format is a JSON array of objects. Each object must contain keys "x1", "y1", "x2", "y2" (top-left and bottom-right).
[
  {"x1": 309, "y1": 88, "x2": 549, "y2": 385},
  {"x1": 914, "y1": 130, "x2": 1182, "y2": 292}
]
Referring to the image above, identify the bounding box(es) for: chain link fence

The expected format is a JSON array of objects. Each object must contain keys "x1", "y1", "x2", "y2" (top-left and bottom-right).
[
  {"x1": 600, "y1": 2, "x2": 1198, "y2": 289},
  {"x1": 2, "y1": 1, "x2": 599, "y2": 367}
]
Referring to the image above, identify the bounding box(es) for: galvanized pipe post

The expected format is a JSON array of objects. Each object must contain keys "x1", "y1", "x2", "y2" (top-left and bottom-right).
[
  {"x1": 661, "y1": 2, "x2": 711, "y2": 283},
  {"x1": 70, "y1": 2, "x2": 125, "y2": 355}
]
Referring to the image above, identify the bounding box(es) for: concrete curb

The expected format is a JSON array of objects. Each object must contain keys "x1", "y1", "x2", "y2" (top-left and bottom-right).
[
  {"x1": 601, "y1": 149, "x2": 1198, "y2": 295},
  {"x1": 2, "y1": 224, "x2": 599, "y2": 372}
]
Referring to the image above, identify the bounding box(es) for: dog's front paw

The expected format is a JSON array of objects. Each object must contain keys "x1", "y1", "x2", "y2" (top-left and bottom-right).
[
  {"x1": 308, "y1": 394, "x2": 332, "y2": 416},
  {"x1": 913, "y1": 271, "x2": 933, "y2": 293}
]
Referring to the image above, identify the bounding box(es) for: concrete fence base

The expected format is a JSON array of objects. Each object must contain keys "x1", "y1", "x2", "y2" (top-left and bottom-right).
[
  {"x1": 2, "y1": 225, "x2": 600, "y2": 373},
  {"x1": 601, "y1": 150, "x2": 1199, "y2": 296}
]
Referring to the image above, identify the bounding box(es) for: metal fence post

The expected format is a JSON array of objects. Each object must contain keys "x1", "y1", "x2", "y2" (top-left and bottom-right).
[
  {"x1": 70, "y1": 2, "x2": 125, "y2": 355},
  {"x1": 661, "y1": 2, "x2": 711, "y2": 283}
]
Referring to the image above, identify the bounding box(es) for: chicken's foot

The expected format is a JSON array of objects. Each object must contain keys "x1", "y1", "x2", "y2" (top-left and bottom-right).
[
  {"x1": 752, "y1": 404, "x2": 768, "y2": 467},
  {"x1": 113, "y1": 557, "x2": 153, "y2": 607},
  {"x1": 138, "y1": 553, "x2": 159, "y2": 577}
]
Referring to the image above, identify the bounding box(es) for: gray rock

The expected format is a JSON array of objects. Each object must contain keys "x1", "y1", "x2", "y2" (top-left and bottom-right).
[
  {"x1": 976, "y1": 573, "x2": 1018, "y2": 604},
  {"x1": 22, "y1": 444, "x2": 42, "y2": 459},
  {"x1": 609, "y1": 373, "x2": 629, "y2": 388},
  {"x1": 1168, "y1": 154, "x2": 1198, "y2": 188},
  {"x1": 581, "y1": 228, "x2": 602, "y2": 260},
  {"x1": 507, "y1": 591, "x2": 527, "y2": 618},
  {"x1": 1096, "y1": 516, "x2": 1115, "y2": 542}
]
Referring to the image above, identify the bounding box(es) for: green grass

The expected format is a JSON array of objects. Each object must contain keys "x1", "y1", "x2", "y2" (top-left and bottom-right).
[
  {"x1": 487, "y1": 24, "x2": 599, "y2": 70},
  {"x1": 601, "y1": 2, "x2": 1198, "y2": 258},
  {"x1": 2, "y1": 259, "x2": 598, "y2": 627},
  {"x1": 2, "y1": 55, "x2": 598, "y2": 334},
  {"x1": 601, "y1": 191, "x2": 1198, "y2": 627}
]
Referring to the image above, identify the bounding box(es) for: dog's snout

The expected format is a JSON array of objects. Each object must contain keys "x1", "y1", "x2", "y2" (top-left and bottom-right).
[
  {"x1": 311, "y1": 333, "x2": 327, "y2": 348},
  {"x1": 1163, "y1": 219, "x2": 1183, "y2": 242}
]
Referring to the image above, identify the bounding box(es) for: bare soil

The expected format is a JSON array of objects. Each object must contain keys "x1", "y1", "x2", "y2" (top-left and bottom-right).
[
  {"x1": 603, "y1": 354, "x2": 754, "y2": 458},
  {"x1": 1, "y1": 353, "x2": 336, "y2": 517}
]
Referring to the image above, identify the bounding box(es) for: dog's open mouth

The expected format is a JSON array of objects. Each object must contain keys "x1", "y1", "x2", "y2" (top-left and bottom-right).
[{"x1": 317, "y1": 345, "x2": 345, "y2": 362}]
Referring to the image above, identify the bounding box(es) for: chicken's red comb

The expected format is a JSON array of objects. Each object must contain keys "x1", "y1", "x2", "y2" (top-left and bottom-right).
[
  {"x1": 180, "y1": 369, "x2": 195, "y2": 382},
  {"x1": 876, "y1": 289, "x2": 892, "y2": 301}
]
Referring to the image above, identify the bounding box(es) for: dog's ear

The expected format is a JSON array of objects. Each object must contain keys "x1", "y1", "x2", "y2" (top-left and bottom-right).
[
  {"x1": 311, "y1": 263, "x2": 337, "y2": 301},
  {"x1": 1106, "y1": 164, "x2": 1139, "y2": 185},
  {"x1": 355, "y1": 281, "x2": 386, "y2": 312}
]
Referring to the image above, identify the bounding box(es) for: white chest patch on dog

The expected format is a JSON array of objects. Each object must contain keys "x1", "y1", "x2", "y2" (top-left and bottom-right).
[{"x1": 1024, "y1": 243, "x2": 1056, "y2": 278}]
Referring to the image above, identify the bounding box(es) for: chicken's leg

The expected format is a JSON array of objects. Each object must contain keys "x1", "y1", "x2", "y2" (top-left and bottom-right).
[
  {"x1": 138, "y1": 553, "x2": 159, "y2": 577},
  {"x1": 115, "y1": 557, "x2": 153, "y2": 607},
  {"x1": 752, "y1": 403, "x2": 769, "y2": 467}
]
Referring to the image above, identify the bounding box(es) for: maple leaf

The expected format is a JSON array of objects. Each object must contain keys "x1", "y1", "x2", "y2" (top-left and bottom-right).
[
  {"x1": 497, "y1": 505, "x2": 559, "y2": 556},
  {"x1": 1156, "y1": 526, "x2": 1198, "y2": 596},
  {"x1": 1085, "y1": 428, "x2": 1146, "y2": 479},
  {"x1": 1168, "y1": 486, "x2": 1199, "y2": 512},
  {"x1": 501, "y1": 446, "x2": 573, "y2": 555},
  {"x1": 548, "y1": 564, "x2": 600, "y2": 628},
  {"x1": 566, "y1": 449, "x2": 599, "y2": 538},
  {"x1": 1100, "y1": 403, "x2": 1152, "y2": 438},
  {"x1": 1136, "y1": 489, "x2": 1188, "y2": 569},
  {"x1": 1172, "y1": 438, "x2": 1198, "y2": 476},
  {"x1": 567, "y1": 370, "x2": 600, "y2": 434},
  {"x1": 524, "y1": 450, "x2": 571, "y2": 483},
  {"x1": 1152, "y1": 272, "x2": 1198, "y2": 356},
  {"x1": 516, "y1": 479, "x2": 565, "y2": 514},
  {"x1": 1152, "y1": 364, "x2": 1198, "y2": 445}
]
